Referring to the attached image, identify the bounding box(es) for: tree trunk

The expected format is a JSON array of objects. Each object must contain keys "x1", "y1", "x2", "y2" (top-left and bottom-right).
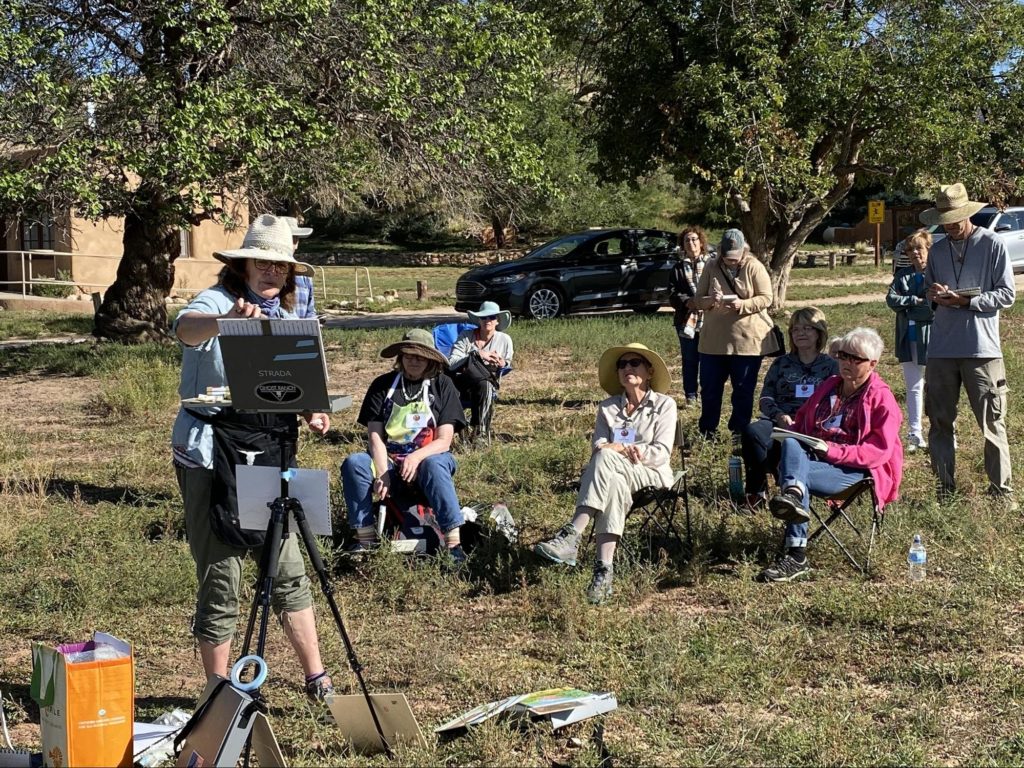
[
  {"x1": 94, "y1": 192, "x2": 179, "y2": 342},
  {"x1": 769, "y1": 259, "x2": 793, "y2": 310},
  {"x1": 490, "y1": 212, "x2": 506, "y2": 249}
]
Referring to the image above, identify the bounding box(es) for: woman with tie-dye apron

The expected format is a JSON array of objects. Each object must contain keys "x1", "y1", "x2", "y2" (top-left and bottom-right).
[{"x1": 341, "y1": 329, "x2": 469, "y2": 560}]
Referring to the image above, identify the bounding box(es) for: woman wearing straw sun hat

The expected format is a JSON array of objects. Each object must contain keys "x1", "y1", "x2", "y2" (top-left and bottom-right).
[
  {"x1": 171, "y1": 213, "x2": 334, "y2": 701},
  {"x1": 534, "y1": 343, "x2": 678, "y2": 604},
  {"x1": 341, "y1": 328, "x2": 470, "y2": 560},
  {"x1": 448, "y1": 301, "x2": 515, "y2": 440}
]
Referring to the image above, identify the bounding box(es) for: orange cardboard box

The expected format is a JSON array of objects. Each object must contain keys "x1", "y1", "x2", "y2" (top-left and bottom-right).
[{"x1": 31, "y1": 632, "x2": 134, "y2": 768}]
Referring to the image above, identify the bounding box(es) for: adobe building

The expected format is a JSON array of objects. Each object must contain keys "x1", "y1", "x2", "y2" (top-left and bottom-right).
[{"x1": 1, "y1": 201, "x2": 247, "y2": 298}]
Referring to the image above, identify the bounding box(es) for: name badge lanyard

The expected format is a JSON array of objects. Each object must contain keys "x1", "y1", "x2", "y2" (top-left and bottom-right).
[
  {"x1": 616, "y1": 389, "x2": 650, "y2": 442},
  {"x1": 384, "y1": 373, "x2": 434, "y2": 431}
]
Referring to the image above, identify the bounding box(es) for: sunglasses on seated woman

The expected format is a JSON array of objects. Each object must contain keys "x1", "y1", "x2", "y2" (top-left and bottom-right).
[
  {"x1": 253, "y1": 259, "x2": 291, "y2": 275},
  {"x1": 616, "y1": 357, "x2": 647, "y2": 369},
  {"x1": 836, "y1": 350, "x2": 870, "y2": 364}
]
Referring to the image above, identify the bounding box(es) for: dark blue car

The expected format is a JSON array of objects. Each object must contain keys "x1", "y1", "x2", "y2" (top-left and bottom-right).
[{"x1": 454, "y1": 228, "x2": 678, "y2": 319}]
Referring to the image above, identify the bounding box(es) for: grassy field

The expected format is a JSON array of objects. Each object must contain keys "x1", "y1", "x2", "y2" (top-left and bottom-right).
[{"x1": 2, "y1": 293, "x2": 1023, "y2": 766}]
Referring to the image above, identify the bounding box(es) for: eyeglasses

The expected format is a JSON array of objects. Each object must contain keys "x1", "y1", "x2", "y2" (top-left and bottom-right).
[
  {"x1": 836, "y1": 350, "x2": 870, "y2": 364},
  {"x1": 403, "y1": 353, "x2": 429, "y2": 363},
  {"x1": 616, "y1": 358, "x2": 646, "y2": 370},
  {"x1": 684, "y1": 235, "x2": 700, "y2": 242},
  {"x1": 478, "y1": 315, "x2": 498, "y2": 322},
  {"x1": 252, "y1": 259, "x2": 291, "y2": 275}
]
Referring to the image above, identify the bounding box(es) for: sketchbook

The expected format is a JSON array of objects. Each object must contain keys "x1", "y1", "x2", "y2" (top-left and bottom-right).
[{"x1": 771, "y1": 428, "x2": 827, "y2": 453}]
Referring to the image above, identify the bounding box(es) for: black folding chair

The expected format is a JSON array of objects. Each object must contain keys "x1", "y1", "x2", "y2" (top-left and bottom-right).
[
  {"x1": 807, "y1": 476, "x2": 884, "y2": 574},
  {"x1": 626, "y1": 421, "x2": 692, "y2": 558}
]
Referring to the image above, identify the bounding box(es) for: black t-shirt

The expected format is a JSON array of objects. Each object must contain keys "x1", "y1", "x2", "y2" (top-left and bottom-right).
[{"x1": 358, "y1": 371, "x2": 467, "y2": 431}]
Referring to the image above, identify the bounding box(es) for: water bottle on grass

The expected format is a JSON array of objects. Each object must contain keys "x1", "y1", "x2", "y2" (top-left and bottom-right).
[
  {"x1": 908, "y1": 533, "x2": 927, "y2": 582},
  {"x1": 728, "y1": 456, "x2": 743, "y2": 499}
]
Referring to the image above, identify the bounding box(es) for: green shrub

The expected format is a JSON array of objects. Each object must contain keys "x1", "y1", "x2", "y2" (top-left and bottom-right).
[{"x1": 30, "y1": 270, "x2": 76, "y2": 299}]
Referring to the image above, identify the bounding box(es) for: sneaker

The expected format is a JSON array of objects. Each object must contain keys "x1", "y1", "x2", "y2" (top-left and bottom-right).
[
  {"x1": 906, "y1": 434, "x2": 927, "y2": 454},
  {"x1": 757, "y1": 554, "x2": 811, "y2": 583},
  {"x1": 684, "y1": 396, "x2": 698, "y2": 408},
  {"x1": 768, "y1": 488, "x2": 810, "y2": 523},
  {"x1": 304, "y1": 673, "x2": 334, "y2": 703},
  {"x1": 447, "y1": 544, "x2": 468, "y2": 564},
  {"x1": 342, "y1": 539, "x2": 379, "y2": 556},
  {"x1": 586, "y1": 563, "x2": 614, "y2": 604},
  {"x1": 534, "y1": 524, "x2": 580, "y2": 567}
]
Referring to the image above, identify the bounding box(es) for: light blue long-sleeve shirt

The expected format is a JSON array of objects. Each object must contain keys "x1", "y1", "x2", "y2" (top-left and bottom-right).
[{"x1": 924, "y1": 227, "x2": 1015, "y2": 359}]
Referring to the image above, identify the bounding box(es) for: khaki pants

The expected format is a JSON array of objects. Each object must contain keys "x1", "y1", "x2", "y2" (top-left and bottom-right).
[
  {"x1": 925, "y1": 357, "x2": 1012, "y2": 494},
  {"x1": 176, "y1": 465, "x2": 313, "y2": 645},
  {"x1": 576, "y1": 450, "x2": 670, "y2": 536}
]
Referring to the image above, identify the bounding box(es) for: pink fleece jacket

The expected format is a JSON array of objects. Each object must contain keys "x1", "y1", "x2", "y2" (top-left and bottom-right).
[{"x1": 791, "y1": 372, "x2": 904, "y2": 508}]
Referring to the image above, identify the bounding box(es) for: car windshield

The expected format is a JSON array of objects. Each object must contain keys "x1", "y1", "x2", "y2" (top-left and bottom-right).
[{"x1": 522, "y1": 233, "x2": 594, "y2": 260}]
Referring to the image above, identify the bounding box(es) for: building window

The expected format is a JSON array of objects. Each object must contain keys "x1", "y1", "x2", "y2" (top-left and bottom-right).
[
  {"x1": 179, "y1": 228, "x2": 192, "y2": 259},
  {"x1": 20, "y1": 214, "x2": 55, "y2": 251}
]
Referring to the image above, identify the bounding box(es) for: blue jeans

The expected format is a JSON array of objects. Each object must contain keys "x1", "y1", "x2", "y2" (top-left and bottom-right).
[
  {"x1": 777, "y1": 438, "x2": 865, "y2": 548},
  {"x1": 677, "y1": 331, "x2": 700, "y2": 400},
  {"x1": 341, "y1": 451, "x2": 464, "y2": 533},
  {"x1": 698, "y1": 353, "x2": 762, "y2": 436}
]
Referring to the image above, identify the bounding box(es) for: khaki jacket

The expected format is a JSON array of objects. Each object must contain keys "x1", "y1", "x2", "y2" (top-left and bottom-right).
[{"x1": 692, "y1": 255, "x2": 779, "y2": 356}]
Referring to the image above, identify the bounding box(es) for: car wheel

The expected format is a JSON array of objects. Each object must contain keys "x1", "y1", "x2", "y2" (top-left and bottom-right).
[{"x1": 525, "y1": 285, "x2": 563, "y2": 319}]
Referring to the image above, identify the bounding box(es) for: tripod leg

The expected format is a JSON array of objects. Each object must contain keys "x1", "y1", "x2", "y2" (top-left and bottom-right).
[
  {"x1": 240, "y1": 499, "x2": 289, "y2": 660},
  {"x1": 290, "y1": 501, "x2": 395, "y2": 759}
]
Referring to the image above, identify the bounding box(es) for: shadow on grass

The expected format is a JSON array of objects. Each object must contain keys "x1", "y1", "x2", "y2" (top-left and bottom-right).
[
  {"x1": 1, "y1": 682, "x2": 38, "y2": 724},
  {"x1": 0, "y1": 477, "x2": 176, "y2": 508}
]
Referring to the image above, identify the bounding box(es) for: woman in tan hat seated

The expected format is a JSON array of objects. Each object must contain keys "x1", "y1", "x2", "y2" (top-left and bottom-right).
[
  {"x1": 171, "y1": 214, "x2": 333, "y2": 700},
  {"x1": 448, "y1": 301, "x2": 515, "y2": 439},
  {"x1": 534, "y1": 343, "x2": 678, "y2": 604},
  {"x1": 341, "y1": 329, "x2": 469, "y2": 561}
]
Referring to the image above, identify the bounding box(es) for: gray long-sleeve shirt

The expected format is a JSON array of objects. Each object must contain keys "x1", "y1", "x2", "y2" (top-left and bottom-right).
[{"x1": 924, "y1": 227, "x2": 1015, "y2": 358}]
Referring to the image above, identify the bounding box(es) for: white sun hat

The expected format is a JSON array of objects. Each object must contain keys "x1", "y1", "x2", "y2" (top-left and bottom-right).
[{"x1": 214, "y1": 214, "x2": 314, "y2": 276}]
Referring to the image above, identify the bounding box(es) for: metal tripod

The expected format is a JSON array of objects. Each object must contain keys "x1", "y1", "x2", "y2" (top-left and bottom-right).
[{"x1": 238, "y1": 425, "x2": 393, "y2": 762}]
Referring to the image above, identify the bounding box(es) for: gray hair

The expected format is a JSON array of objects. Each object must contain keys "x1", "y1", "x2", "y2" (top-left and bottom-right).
[{"x1": 841, "y1": 327, "x2": 884, "y2": 362}]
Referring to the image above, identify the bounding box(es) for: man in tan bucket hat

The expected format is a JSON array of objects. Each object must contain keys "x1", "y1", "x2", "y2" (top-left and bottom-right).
[{"x1": 920, "y1": 183, "x2": 1016, "y2": 505}]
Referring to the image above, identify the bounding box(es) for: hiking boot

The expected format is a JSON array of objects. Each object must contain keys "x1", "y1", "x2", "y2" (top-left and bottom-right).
[
  {"x1": 534, "y1": 524, "x2": 580, "y2": 567},
  {"x1": 769, "y1": 487, "x2": 809, "y2": 523},
  {"x1": 757, "y1": 554, "x2": 811, "y2": 583},
  {"x1": 586, "y1": 563, "x2": 614, "y2": 605},
  {"x1": 304, "y1": 672, "x2": 334, "y2": 703}
]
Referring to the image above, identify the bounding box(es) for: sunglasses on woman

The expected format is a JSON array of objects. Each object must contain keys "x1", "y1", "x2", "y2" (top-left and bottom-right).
[
  {"x1": 836, "y1": 350, "x2": 869, "y2": 364},
  {"x1": 616, "y1": 358, "x2": 647, "y2": 370},
  {"x1": 253, "y1": 259, "x2": 291, "y2": 275}
]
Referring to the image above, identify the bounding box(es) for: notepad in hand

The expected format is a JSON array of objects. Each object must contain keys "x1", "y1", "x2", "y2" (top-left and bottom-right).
[{"x1": 771, "y1": 428, "x2": 827, "y2": 453}]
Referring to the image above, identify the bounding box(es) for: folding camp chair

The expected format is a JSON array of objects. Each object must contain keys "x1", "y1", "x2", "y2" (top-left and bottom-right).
[
  {"x1": 624, "y1": 421, "x2": 692, "y2": 558},
  {"x1": 806, "y1": 476, "x2": 884, "y2": 574}
]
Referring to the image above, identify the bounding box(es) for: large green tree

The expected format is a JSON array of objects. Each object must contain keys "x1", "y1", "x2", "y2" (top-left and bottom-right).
[
  {"x1": 547, "y1": 0, "x2": 1024, "y2": 304},
  {"x1": 0, "y1": 0, "x2": 546, "y2": 339}
]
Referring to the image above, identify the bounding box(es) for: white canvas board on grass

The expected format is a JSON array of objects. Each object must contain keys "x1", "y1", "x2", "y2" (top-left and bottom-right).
[{"x1": 236, "y1": 466, "x2": 332, "y2": 536}]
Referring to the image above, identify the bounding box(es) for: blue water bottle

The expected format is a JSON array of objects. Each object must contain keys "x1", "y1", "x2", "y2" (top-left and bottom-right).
[{"x1": 728, "y1": 456, "x2": 743, "y2": 499}]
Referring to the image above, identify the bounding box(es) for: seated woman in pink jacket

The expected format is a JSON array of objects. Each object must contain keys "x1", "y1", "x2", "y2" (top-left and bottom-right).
[{"x1": 759, "y1": 327, "x2": 904, "y2": 583}]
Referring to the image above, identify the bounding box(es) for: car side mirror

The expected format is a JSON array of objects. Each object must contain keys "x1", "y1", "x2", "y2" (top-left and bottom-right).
[{"x1": 995, "y1": 224, "x2": 1013, "y2": 233}]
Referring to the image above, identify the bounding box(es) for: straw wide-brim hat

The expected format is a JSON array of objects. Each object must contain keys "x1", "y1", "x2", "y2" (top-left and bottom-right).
[
  {"x1": 467, "y1": 300, "x2": 512, "y2": 332},
  {"x1": 919, "y1": 183, "x2": 987, "y2": 226},
  {"x1": 214, "y1": 214, "x2": 314, "y2": 276},
  {"x1": 379, "y1": 328, "x2": 448, "y2": 367},
  {"x1": 598, "y1": 343, "x2": 671, "y2": 396}
]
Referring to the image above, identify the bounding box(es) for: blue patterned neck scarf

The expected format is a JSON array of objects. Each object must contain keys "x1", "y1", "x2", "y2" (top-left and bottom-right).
[{"x1": 245, "y1": 287, "x2": 282, "y2": 318}]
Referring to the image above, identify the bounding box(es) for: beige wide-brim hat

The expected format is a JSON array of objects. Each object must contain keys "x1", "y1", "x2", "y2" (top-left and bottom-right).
[
  {"x1": 215, "y1": 214, "x2": 314, "y2": 276},
  {"x1": 379, "y1": 328, "x2": 448, "y2": 367},
  {"x1": 919, "y1": 183, "x2": 987, "y2": 226},
  {"x1": 598, "y1": 343, "x2": 671, "y2": 396},
  {"x1": 467, "y1": 300, "x2": 512, "y2": 332}
]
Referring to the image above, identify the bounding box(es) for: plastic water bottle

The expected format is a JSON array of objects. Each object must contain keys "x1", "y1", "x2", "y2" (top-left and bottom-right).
[
  {"x1": 489, "y1": 501, "x2": 518, "y2": 543},
  {"x1": 728, "y1": 456, "x2": 743, "y2": 499},
  {"x1": 908, "y1": 533, "x2": 927, "y2": 582}
]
